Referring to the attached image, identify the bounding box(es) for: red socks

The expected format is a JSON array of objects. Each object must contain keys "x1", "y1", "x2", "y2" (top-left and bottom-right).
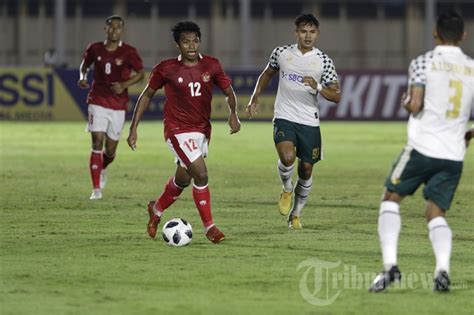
[
  {"x1": 154, "y1": 179, "x2": 214, "y2": 229},
  {"x1": 192, "y1": 184, "x2": 214, "y2": 228},
  {"x1": 89, "y1": 150, "x2": 102, "y2": 189},
  {"x1": 155, "y1": 177, "x2": 184, "y2": 213}
]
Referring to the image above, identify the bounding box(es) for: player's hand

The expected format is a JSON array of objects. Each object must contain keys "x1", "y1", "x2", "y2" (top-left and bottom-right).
[
  {"x1": 465, "y1": 129, "x2": 474, "y2": 148},
  {"x1": 246, "y1": 97, "x2": 258, "y2": 119},
  {"x1": 77, "y1": 80, "x2": 89, "y2": 89},
  {"x1": 302, "y1": 76, "x2": 318, "y2": 90},
  {"x1": 111, "y1": 82, "x2": 126, "y2": 94},
  {"x1": 400, "y1": 92, "x2": 410, "y2": 110},
  {"x1": 228, "y1": 112, "x2": 241, "y2": 135},
  {"x1": 127, "y1": 129, "x2": 138, "y2": 151}
]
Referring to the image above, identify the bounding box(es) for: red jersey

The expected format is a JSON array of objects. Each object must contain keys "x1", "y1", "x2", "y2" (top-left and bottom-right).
[
  {"x1": 148, "y1": 55, "x2": 231, "y2": 139},
  {"x1": 82, "y1": 41, "x2": 143, "y2": 110}
]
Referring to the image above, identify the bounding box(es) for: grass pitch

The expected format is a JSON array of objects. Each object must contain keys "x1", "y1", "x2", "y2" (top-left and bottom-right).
[{"x1": 0, "y1": 121, "x2": 473, "y2": 314}]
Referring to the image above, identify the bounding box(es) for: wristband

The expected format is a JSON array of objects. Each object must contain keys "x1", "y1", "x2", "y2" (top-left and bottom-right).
[{"x1": 316, "y1": 82, "x2": 323, "y2": 92}]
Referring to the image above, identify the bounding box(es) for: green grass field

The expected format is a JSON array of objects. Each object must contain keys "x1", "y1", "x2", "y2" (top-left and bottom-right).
[{"x1": 1, "y1": 121, "x2": 473, "y2": 314}]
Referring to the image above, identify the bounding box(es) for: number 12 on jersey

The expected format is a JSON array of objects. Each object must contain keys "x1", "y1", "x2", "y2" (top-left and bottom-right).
[{"x1": 188, "y1": 82, "x2": 202, "y2": 97}]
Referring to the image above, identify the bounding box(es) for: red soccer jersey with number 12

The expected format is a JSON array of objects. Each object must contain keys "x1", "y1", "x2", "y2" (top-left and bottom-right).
[
  {"x1": 83, "y1": 41, "x2": 144, "y2": 110},
  {"x1": 148, "y1": 55, "x2": 231, "y2": 139}
]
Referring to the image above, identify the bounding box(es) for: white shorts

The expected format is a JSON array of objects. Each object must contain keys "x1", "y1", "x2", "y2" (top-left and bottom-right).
[
  {"x1": 166, "y1": 132, "x2": 209, "y2": 168},
  {"x1": 85, "y1": 104, "x2": 125, "y2": 141}
]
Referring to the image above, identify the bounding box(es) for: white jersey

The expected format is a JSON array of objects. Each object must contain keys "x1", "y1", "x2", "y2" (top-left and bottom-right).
[
  {"x1": 269, "y1": 44, "x2": 338, "y2": 127},
  {"x1": 407, "y1": 45, "x2": 474, "y2": 161}
]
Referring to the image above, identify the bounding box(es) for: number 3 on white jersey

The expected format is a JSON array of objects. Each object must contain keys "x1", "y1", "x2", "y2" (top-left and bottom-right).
[
  {"x1": 446, "y1": 79, "x2": 462, "y2": 118},
  {"x1": 188, "y1": 82, "x2": 201, "y2": 97}
]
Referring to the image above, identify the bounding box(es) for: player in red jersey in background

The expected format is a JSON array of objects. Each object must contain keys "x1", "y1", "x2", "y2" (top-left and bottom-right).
[
  {"x1": 127, "y1": 21, "x2": 241, "y2": 243},
  {"x1": 78, "y1": 15, "x2": 144, "y2": 200}
]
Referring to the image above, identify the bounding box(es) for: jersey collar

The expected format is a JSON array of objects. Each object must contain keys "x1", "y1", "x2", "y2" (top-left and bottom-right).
[
  {"x1": 293, "y1": 44, "x2": 316, "y2": 56},
  {"x1": 177, "y1": 53, "x2": 203, "y2": 61},
  {"x1": 434, "y1": 45, "x2": 462, "y2": 54},
  {"x1": 103, "y1": 40, "x2": 122, "y2": 47}
]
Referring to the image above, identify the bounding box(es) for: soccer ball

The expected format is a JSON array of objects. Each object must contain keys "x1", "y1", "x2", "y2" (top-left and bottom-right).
[{"x1": 162, "y1": 218, "x2": 193, "y2": 246}]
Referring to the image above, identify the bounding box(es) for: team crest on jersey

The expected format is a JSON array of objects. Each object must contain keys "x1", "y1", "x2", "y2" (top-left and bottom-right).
[
  {"x1": 97, "y1": 56, "x2": 102, "y2": 61},
  {"x1": 178, "y1": 77, "x2": 183, "y2": 83},
  {"x1": 115, "y1": 58, "x2": 123, "y2": 66},
  {"x1": 202, "y1": 72, "x2": 211, "y2": 82}
]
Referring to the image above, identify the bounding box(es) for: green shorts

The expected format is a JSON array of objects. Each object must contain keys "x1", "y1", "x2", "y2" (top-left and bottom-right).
[
  {"x1": 384, "y1": 146, "x2": 463, "y2": 210},
  {"x1": 273, "y1": 118, "x2": 322, "y2": 165}
]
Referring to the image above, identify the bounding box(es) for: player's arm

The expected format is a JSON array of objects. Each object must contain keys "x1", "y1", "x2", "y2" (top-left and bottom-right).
[
  {"x1": 111, "y1": 69, "x2": 145, "y2": 95},
  {"x1": 246, "y1": 64, "x2": 278, "y2": 118},
  {"x1": 320, "y1": 82, "x2": 341, "y2": 103},
  {"x1": 221, "y1": 85, "x2": 241, "y2": 135},
  {"x1": 127, "y1": 85, "x2": 157, "y2": 150},
  {"x1": 77, "y1": 59, "x2": 90, "y2": 89},
  {"x1": 401, "y1": 84, "x2": 424, "y2": 114}
]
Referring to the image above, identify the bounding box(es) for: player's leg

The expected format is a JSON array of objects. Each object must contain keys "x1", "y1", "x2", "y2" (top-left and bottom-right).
[
  {"x1": 166, "y1": 132, "x2": 224, "y2": 243},
  {"x1": 86, "y1": 105, "x2": 110, "y2": 199},
  {"x1": 288, "y1": 161, "x2": 313, "y2": 229},
  {"x1": 274, "y1": 119, "x2": 297, "y2": 215},
  {"x1": 369, "y1": 189, "x2": 404, "y2": 292},
  {"x1": 288, "y1": 123, "x2": 321, "y2": 228},
  {"x1": 378, "y1": 190, "x2": 404, "y2": 271},
  {"x1": 89, "y1": 132, "x2": 105, "y2": 199},
  {"x1": 276, "y1": 141, "x2": 296, "y2": 215},
  {"x1": 103, "y1": 136, "x2": 118, "y2": 169},
  {"x1": 186, "y1": 157, "x2": 223, "y2": 243},
  {"x1": 423, "y1": 160, "x2": 462, "y2": 292},
  {"x1": 187, "y1": 156, "x2": 212, "y2": 225},
  {"x1": 146, "y1": 165, "x2": 190, "y2": 239},
  {"x1": 100, "y1": 109, "x2": 125, "y2": 189},
  {"x1": 370, "y1": 146, "x2": 426, "y2": 292},
  {"x1": 153, "y1": 164, "x2": 190, "y2": 216},
  {"x1": 100, "y1": 136, "x2": 118, "y2": 189},
  {"x1": 426, "y1": 201, "x2": 452, "y2": 292}
]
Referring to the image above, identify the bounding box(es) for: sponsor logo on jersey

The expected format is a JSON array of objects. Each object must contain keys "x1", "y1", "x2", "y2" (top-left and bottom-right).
[
  {"x1": 281, "y1": 71, "x2": 304, "y2": 83},
  {"x1": 115, "y1": 58, "x2": 123, "y2": 66},
  {"x1": 202, "y1": 72, "x2": 211, "y2": 82}
]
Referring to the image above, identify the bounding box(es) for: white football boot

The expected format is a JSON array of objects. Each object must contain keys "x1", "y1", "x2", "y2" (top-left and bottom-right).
[{"x1": 89, "y1": 188, "x2": 102, "y2": 200}]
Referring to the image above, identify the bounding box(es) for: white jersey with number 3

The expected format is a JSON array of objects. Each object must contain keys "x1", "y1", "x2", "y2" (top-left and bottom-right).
[
  {"x1": 407, "y1": 45, "x2": 474, "y2": 161},
  {"x1": 269, "y1": 44, "x2": 339, "y2": 127}
]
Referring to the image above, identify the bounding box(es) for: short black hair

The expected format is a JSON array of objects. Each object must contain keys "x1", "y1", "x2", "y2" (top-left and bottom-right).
[
  {"x1": 294, "y1": 13, "x2": 319, "y2": 28},
  {"x1": 172, "y1": 21, "x2": 201, "y2": 44},
  {"x1": 105, "y1": 15, "x2": 124, "y2": 26},
  {"x1": 436, "y1": 11, "x2": 464, "y2": 43}
]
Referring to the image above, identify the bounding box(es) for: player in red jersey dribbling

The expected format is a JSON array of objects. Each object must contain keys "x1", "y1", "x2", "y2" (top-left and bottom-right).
[
  {"x1": 127, "y1": 21, "x2": 240, "y2": 243},
  {"x1": 78, "y1": 15, "x2": 144, "y2": 200}
]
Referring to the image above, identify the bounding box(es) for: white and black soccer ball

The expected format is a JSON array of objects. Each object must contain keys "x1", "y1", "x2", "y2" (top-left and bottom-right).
[{"x1": 162, "y1": 218, "x2": 193, "y2": 247}]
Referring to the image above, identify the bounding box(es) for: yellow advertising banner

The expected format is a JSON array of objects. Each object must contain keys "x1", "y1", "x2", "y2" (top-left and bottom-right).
[
  {"x1": 0, "y1": 68, "x2": 85, "y2": 121},
  {"x1": 211, "y1": 94, "x2": 275, "y2": 119},
  {"x1": 0, "y1": 68, "x2": 277, "y2": 121}
]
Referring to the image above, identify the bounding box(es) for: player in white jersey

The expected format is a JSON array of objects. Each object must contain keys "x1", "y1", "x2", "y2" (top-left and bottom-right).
[
  {"x1": 246, "y1": 14, "x2": 341, "y2": 229},
  {"x1": 370, "y1": 11, "x2": 474, "y2": 293}
]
